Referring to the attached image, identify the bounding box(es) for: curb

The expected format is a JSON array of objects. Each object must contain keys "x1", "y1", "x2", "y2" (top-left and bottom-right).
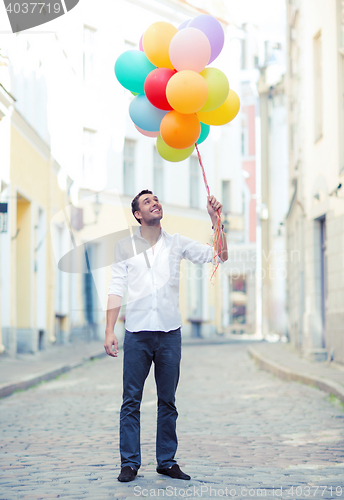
[
  {"x1": 182, "y1": 337, "x2": 263, "y2": 346},
  {"x1": 248, "y1": 346, "x2": 344, "y2": 404},
  {"x1": 0, "y1": 350, "x2": 106, "y2": 400}
]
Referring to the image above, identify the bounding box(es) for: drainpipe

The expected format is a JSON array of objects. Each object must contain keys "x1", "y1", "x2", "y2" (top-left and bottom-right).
[
  {"x1": 0, "y1": 235, "x2": 5, "y2": 354},
  {"x1": 254, "y1": 86, "x2": 263, "y2": 339},
  {"x1": 297, "y1": 198, "x2": 306, "y2": 350}
]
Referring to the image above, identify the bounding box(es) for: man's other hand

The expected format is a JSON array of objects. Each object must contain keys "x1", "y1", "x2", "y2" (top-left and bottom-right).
[{"x1": 104, "y1": 332, "x2": 119, "y2": 357}]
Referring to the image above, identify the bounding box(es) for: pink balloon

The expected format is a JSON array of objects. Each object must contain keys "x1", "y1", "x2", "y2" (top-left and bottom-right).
[
  {"x1": 135, "y1": 125, "x2": 159, "y2": 137},
  {"x1": 139, "y1": 34, "x2": 144, "y2": 51},
  {"x1": 169, "y1": 27, "x2": 211, "y2": 73}
]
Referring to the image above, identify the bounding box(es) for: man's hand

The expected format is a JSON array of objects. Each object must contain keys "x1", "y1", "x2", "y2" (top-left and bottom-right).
[
  {"x1": 104, "y1": 331, "x2": 119, "y2": 357},
  {"x1": 207, "y1": 195, "x2": 223, "y2": 225}
]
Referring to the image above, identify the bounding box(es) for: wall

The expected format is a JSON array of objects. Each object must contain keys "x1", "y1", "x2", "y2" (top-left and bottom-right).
[{"x1": 286, "y1": 0, "x2": 344, "y2": 362}]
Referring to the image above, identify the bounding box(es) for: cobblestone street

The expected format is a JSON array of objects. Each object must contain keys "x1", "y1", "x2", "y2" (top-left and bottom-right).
[{"x1": 1, "y1": 343, "x2": 344, "y2": 500}]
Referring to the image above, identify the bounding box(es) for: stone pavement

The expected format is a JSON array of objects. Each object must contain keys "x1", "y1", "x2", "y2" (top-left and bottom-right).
[{"x1": 0, "y1": 342, "x2": 344, "y2": 500}]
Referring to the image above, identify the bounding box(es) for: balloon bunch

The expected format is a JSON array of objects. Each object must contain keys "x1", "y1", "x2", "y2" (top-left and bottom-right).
[{"x1": 115, "y1": 15, "x2": 240, "y2": 162}]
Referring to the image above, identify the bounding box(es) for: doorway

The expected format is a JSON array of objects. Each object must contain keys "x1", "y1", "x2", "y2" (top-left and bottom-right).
[{"x1": 319, "y1": 216, "x2": 327, "y2": 348}]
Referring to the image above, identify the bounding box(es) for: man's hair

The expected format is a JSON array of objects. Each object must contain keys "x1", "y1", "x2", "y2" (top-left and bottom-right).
[{"x1": 131, "y1": 189, "x2": 153, "y2": 224}]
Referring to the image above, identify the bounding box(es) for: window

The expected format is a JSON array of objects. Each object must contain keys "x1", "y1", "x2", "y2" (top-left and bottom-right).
[
  {"x1": 153, "y1": 147, "x2": 164, "y2": 200},
  {"x1": 241, "y1": 115, "x2": 248, "y2": 157},
  {"x1": 241, "y1": 129, "x2": 248, "y2": 156},
  {"x1": 290, "y1": 123, "x2": 294, "y2": 152},
  {"x1": 83, "y1": 128, "x2": 96, "y2": 182},
  {"x1": 187, "y1": 262, "x2": 204, "y2": 337},
  {"x1": 83, "y1": 25, "x2": 97, "y2": 82},
  {"x1": 222, "y1": 180, "x2": 230, "y2": 214},
  {"x1": 340, "y1": 0, "x2": 344, "y2": 47},
  {"x1": 264, "y1": 40, "x2": 270, "y2": 64},
  {"x1": 123, "y1": 139, "x2": 136, "y2": 196},
  {"x1": 229, "y1": 276, "x2": 247, "y2": 325},
  {"x1": 314, "y1": 31, "x2": 323, "y2": 142},
  {"x1": 241, "y1": 39, "x2": 246, "y2": 69},
  {"x1": 189, "y1": 156, "x2": 199, "y2": 208},
  {"x1": 341, "y1": 46, "x2": 344, "y2": 173},
  {"x1": 83, "y1": 244, "x2": 98, "y2": 326}
]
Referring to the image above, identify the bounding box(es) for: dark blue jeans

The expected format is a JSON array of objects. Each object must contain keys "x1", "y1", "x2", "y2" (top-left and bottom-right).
[{"x1": 120, "y1": 328, "x2": 182, "y2": 471}]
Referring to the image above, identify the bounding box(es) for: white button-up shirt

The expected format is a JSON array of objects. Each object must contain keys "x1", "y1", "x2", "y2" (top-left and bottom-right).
[{"x1": 108, "y1": 226, "x2": 223, "y2": 333}]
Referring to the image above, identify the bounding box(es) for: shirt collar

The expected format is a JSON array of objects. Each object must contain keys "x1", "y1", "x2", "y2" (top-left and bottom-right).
[{"x1": 133, "y1": 226, "x2": 165, "y2": 242}]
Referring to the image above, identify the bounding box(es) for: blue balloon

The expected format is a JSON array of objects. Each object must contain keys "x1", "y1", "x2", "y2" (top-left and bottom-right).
[
  {"x1": 197, "y1": 122, "x2": 210, "y2": 145},
  {"x1": 115, "y1": 50, "x2": 156, "y2": 94},
  {"x1": 129, "y1": 95, "x2": 168, "y2": 132}
]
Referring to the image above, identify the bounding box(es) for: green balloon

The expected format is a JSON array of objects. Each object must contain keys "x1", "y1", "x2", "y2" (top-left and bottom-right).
[
  {"x1": 115, "y1": 50, "x2": 156, "y2": 94},
  {"x1": 197, "y1": 122, "x2": 210, "y2": 145},
  {"x1": 157, "y1": 135, "x2": 194, "y2": 162}
]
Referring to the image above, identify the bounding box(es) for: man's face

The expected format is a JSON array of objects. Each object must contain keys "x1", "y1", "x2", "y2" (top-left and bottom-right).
[{"x1": 135, "y1": 193, "x2": 163, "y2": 225}]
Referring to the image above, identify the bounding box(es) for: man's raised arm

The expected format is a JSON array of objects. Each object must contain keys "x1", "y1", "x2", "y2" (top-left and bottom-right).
[{"x1": 207, "y1": 195, "x2": 228, "y2": 262}]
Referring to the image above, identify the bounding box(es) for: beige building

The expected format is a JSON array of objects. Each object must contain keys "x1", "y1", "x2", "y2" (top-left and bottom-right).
[
  {"x1": 286, "y1": 0, "x2": 344, "y2": 363},
  {"x1": 0, "y1": 101, "x2": 72, "y2": 354}
]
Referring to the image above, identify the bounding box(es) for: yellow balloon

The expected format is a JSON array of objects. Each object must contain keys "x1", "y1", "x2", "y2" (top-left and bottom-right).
[
  {"x1": 143, "y1": 22, "x2": 178, "y2": 70},
  {"x1": 197, "y1": 89, "x2": 240, "y2": 126},
  {"x1": 199, "y1": 68, "x2": 229, "y2": 112},
  {"x1": 166, "y1": 70, "x2": 208, "y2": 114}
]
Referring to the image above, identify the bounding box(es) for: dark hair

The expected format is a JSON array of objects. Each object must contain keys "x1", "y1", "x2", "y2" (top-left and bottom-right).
[{"x1": 131, "y1": 189, "x2": 153, "y2": 224}]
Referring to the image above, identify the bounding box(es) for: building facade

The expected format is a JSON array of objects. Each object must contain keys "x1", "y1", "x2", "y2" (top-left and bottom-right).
[{"x1": 286, "y1": 0, "x2": 344, "y2": 363}]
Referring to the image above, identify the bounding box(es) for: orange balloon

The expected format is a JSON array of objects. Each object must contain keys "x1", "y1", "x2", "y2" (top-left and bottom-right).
[
  {"x1": 160, "y1": 111, "x2": 201, "y2": 149},
  {"x1": 197, "y1": 89, "x2": 240, "y2": 125},
  {"x1": 166, "y1": 70, "x2": 208, "y2": 114}
]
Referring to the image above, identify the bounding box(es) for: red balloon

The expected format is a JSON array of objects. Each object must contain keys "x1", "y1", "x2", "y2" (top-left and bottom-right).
[{"x1": 144, "y1": 68, "x2": 176, "y2": 110}]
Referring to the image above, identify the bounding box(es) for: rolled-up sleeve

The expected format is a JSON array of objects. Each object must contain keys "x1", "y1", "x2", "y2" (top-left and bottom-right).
[
  {"x1": 108, "y1": 242, "x2": 128, "y2": 296},
  {"x1": 180, "y1": 235, "x2": 224, "y2": 264}
]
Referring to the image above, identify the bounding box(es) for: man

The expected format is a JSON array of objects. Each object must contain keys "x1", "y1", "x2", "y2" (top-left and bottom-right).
[{"x1": 104, "y1": 189, "x2": 227, "y2": 483}]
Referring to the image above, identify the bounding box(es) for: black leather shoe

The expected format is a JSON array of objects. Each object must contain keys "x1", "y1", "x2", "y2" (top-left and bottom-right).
[
  {"x1": 118, "y1": 466, "x2": 137, "y2": 482},
  {"x1": 157, "y1": 464, "x2": 191, "y2": 480}
]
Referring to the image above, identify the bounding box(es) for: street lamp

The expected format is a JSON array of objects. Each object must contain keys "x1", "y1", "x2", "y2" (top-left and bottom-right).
[
  {"x1": 223, "y1": 212, "x2": 230, "y2": 234},
  {"x1": 92, "y1": 194, "x2": 101, "y2": 223}
]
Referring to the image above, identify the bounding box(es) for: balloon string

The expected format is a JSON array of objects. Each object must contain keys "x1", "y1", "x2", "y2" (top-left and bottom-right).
[{"x1": 195, "y1": 143, "x2": 223, "y2": 283}]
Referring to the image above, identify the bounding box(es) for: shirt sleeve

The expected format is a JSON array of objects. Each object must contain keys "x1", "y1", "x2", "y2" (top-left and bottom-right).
[
  {"x1": 108, "y1": 241, "x2": 128, "y2": 297},
  {"x1": 180, "y1": 235, "x2": 224, "y2": 264}
]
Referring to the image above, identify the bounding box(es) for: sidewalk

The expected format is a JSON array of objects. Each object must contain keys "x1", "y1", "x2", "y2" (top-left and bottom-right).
[
  {"x1": 0, "y1": 340, "x2": 106, "y2": 399},
  {"x1": 248, "y1": 341, "x2": 344, "y2": 404}
]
